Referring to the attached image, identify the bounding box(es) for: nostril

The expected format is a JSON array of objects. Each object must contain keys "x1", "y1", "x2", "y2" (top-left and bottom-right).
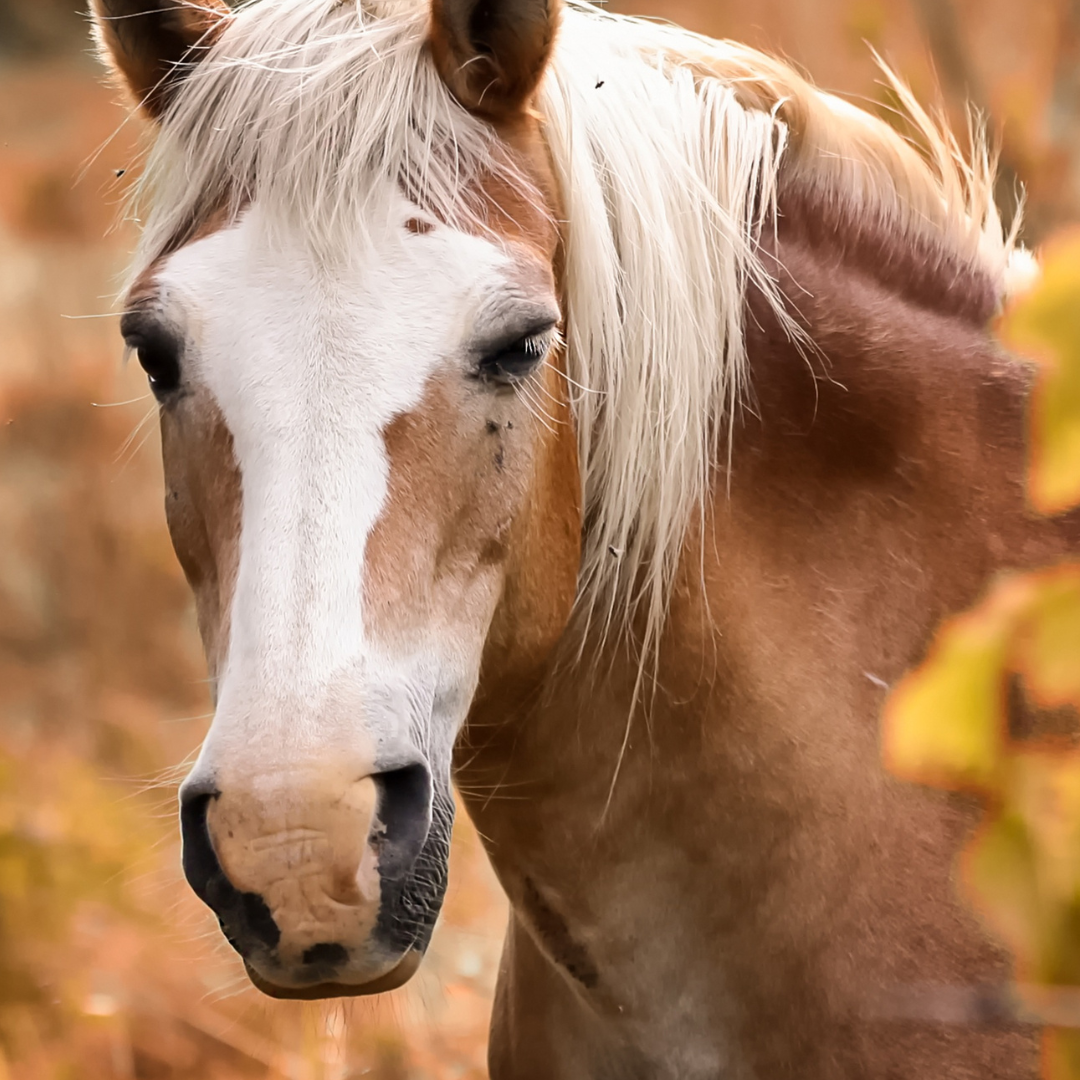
[
  {"x1": 180, "y1": 791, "x2": 223, "y2": 906},
  {"x1": 372, "y1": 763, "x2": 433, "y2": 880},
  {"x1": 180, "y1": 790, "x2": 281, "y2": 952}
]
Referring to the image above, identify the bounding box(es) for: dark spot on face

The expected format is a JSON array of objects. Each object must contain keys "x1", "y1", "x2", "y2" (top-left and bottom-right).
[
  {"x1": 495, "y1": 447, "x2": 505, "y2": 471},
  {"x1": 486, "y1": 419, "x2": 500, "y2": 435},
  {"x1": 301, "y1": 942, "x2": 349, "y2": 968},
  {"x1": 479, "y1": 537, "x2": 507, "y2": 564},
  {"x1": 506, "y1": 420, "x2": 514, "y2": 430},
  {"x1": 521, "y1": 877, "x2": 599, "y2": 989}
]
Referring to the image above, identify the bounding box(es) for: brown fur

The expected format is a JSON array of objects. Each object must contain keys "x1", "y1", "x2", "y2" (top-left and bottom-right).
[
  {"x1": 159, "y1": 390, "x2": 239, "y2": 690},
  {"x1": 455, "y1": 167, "x2": 1078, "y2": 1077},
  {"x1": 364, "y1": 119, "x2": 577, "y2": 679},
  {"x1": 774, "y1": 182, "x2": 1000, "y2": 325},
  {"x1": 428, "y1": 0, "x2": 560, "y2": 118},
  {"x1": 91, "y1": 0, "x2": 230, "y2": 119}
]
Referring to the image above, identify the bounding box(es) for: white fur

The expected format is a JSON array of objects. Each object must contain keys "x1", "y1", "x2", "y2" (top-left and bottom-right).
[
  {"x1": 128, "y1": 0, "x2": 1020, "y2": 664},
  {"x1": 161, "y1": 191, "x2": 533, "y2": 777}
]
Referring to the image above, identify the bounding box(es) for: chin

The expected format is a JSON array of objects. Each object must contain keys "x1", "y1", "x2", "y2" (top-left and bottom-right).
[{"x1": 246, "y1": 949, "x2": 424, "y2": 1000}]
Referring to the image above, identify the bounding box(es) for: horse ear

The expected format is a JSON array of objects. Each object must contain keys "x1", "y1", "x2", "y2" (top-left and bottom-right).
[
  {"x1": 90, "y1": 0, "x2": 232, "y2": 120},
  {"x1": 429, "y1": 0, "x2": 559, "y2": 118}
]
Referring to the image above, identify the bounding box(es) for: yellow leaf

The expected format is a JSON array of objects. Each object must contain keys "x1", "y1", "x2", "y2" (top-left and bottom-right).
[
  {"x1": 1013, "y1": 754, "x2": 1080, "y2": 920},
  {"x1": 1001, "y1": 230, "x2": 1080, "y2": 514},
  {"x1": 964, "y1": 752, "x2": 1080, "y2": 985},
  {"x1": 964, "y1": 811, "x2": 1043, "y2": 963},
  {"x1": 884, "y1": 577, "x2": 1032, "y2": 791},
  {"x1": 1013, "y1": 566, "x2": 1080, "y2": 708}
]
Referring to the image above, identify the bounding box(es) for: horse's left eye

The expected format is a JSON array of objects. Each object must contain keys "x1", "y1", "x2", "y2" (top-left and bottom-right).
[
  {"x1": 121, "y1": 312, "x2": 183, "y2": 401},
  {"x1": 477, "y1": 328, "x2": 556, "y2": 385}
]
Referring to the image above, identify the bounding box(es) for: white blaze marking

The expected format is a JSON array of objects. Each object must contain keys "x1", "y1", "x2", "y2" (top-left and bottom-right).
[{"x1": 157, "y1": 190, "x2": 515, "y2": 770}]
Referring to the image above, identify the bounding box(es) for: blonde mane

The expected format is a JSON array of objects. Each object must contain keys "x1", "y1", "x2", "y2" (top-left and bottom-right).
[{"x1": 129, "y1": 0, "x2": 1020, "y2": 656}]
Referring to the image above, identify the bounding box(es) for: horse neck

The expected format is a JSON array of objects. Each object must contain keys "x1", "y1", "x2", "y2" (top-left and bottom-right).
[
  {"x1": 455, "y1": 189, "x2": 1079, "y2": 1074},
  {"x1": 458, "y1": 184, "x2": 1075, "y2": 830}
]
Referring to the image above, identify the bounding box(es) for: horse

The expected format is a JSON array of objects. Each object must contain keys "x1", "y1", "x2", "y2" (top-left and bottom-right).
[{"x1": 89, "y1": 0, "x2": 1076, "y2": 1075}]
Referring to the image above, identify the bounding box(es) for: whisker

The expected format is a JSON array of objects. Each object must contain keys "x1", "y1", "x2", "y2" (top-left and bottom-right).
[
  {"x1": 514, "y1": 380, "x2": 559, "y2": 433},
  {"x1": 113, "y1": 403, "x2": 159, "y2": 467},
  {"x1": 92, "y1": 394, "x2": 153, "y2": 408}
]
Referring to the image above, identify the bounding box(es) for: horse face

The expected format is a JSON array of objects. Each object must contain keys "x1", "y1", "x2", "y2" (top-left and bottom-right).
[{"x1": 95, "y1": 0, "x2": 577, "y2": 998}]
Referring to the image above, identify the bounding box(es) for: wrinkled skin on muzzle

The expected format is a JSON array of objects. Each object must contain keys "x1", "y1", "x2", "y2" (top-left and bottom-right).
[{"x1": 181, "y1": 758, "x2": 440, "y2": 996}]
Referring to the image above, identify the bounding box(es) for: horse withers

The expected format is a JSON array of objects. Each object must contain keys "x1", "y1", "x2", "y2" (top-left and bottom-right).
[{"x1": 91, "y1": 0, "x2": 1073, "y2": 1075}]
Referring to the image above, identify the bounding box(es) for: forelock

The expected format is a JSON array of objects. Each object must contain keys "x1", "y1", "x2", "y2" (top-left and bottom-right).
[{"x1": 128, "y1": 0, "x2": 533, "y2": 282}]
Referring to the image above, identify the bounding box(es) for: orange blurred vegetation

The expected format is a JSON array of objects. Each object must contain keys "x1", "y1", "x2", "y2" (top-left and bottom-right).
[{"x1": 2, "y1": 0, "x2": 1080, "y2": 1077}]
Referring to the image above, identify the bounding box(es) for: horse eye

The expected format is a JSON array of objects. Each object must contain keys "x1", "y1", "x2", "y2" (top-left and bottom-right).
[
  {"x1": 122, "y1": 315, "x2": 182, "y2": 401},
  {"x1": 478, "y1": 327, "x2": 556, "y2": 385}
]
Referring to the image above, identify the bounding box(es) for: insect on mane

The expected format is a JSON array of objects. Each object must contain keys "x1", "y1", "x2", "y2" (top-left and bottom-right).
[{"x1": 128, "y1": 0, "x2": 1025, "y2": 661}]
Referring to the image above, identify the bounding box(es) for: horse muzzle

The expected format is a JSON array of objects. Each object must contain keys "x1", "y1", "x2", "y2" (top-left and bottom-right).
[{"x1": 178, "y1": 756, "x2": 438, "y2": 997}]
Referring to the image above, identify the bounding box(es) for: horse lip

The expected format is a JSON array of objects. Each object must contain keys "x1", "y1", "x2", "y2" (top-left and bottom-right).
[{"x1": 244, "y1": 950, "x2": 422, "y2": 1000}]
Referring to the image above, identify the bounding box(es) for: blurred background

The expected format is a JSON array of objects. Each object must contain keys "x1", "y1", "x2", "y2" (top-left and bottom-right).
[{"x1": 1, "y1": 1, "x2": 1079, "y2": 1077}]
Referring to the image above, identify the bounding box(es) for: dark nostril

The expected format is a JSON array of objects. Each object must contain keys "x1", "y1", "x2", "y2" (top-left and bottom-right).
[
  {"x1": 180, "y1": 790, "x2": 281, "y2": 952},
  {"x1": 372, "y1": 763, "x2": 433, "y2": 880},
  {"x1": 180, "y1": 790, "x2": 223, "y2": 906}
]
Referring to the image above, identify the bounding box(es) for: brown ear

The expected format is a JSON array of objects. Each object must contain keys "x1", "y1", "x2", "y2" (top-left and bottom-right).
[
  {"x1": 429, "y1": 0, "x2": 559, "y2": 118},
  {"x1": 90, "y1": 0, "x2": 231, "y2": 120}
]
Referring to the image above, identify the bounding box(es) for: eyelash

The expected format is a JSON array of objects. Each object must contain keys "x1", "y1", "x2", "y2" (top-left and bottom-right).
[
  {"x1": 477, "y1": 326, "x2": 559, "y2": 385},
  {"x1": 121, "y1": 317, "x2": 184, "y2": 403}
]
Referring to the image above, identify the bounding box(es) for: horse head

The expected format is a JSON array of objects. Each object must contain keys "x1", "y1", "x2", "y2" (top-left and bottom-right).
[{"x1": 91, "y1": 0, "x2": 580, "y2": 999}]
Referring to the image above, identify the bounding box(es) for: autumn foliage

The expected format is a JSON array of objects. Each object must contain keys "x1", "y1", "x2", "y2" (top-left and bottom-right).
[{"x1": 887, "y1": 235, "x2": 1080, "y2": 1079}]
